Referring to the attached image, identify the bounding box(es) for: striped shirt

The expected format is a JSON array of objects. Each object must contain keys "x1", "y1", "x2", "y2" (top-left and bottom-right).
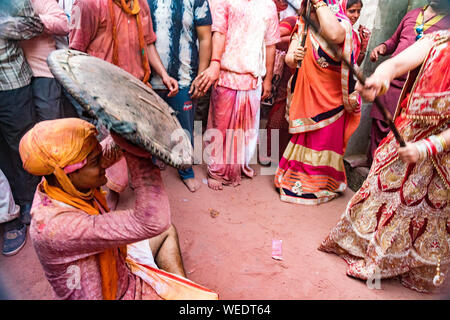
[
  {"x1": 148, "y1": 0, "x2": 212, "y2": 90},
  {"x1": 0, "y1": 0, "x2": 43, "y2": 91}
]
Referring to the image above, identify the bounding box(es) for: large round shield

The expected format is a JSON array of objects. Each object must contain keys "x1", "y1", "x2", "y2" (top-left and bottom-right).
[{"x1": 47, "y1": 49, "x2": 193, "y2": 170}]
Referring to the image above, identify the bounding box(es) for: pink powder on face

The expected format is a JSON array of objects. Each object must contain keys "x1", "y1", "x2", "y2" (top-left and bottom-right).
[{"x1": 64, "y1": 159, "x2": 87, "y2": 174}]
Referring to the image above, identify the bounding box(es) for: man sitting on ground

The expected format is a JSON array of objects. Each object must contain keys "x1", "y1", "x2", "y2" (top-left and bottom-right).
[{"x1": 19, "y1": 118, "x2": 212, "y2": 300}]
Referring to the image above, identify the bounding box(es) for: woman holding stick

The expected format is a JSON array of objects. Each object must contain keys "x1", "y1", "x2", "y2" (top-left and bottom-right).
[
  {"x1": 319, "y1": 29, "x2": 449, "y2": 293},
  {"x1": 274, "y1": 0, "x2": 361, "y2": 205}
]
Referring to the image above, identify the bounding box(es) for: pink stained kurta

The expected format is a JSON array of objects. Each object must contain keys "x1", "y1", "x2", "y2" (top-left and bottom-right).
[
  {"x1": 69, "y1": 0, "x2": 157, "y2": 82},
  {"x1": 69, "y1": 0, "x2": 158, "y2": 193},
  {"x1": 205, "y1": 0, "x2": 280, "y2": 186},
  {"x1": 29, "y1": 153, "x2": 171, "y2": 300},
  {"x1": 211, "y1": 0, "x2": 280, "y2": 90},
  {"x1": 20, "y1": 0, "x2": 69, "y2": 78}
]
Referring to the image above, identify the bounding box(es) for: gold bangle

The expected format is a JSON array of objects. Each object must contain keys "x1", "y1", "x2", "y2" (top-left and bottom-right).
[
  {"x1": 313, "y1": 1, "x2": 327, "y2": 10},
  {"x1": 436, "y1": 133, "x2": 448, "y2": 151},
  {"x1": 414, "y1": 141, "x2": 429, "y2": 160},
  {"x1": 378, "y1": 80, "x2": 390, "y2": 96}
]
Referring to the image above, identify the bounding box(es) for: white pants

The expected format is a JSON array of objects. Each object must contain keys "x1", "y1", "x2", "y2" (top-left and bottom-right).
[{"x1": 0, "y1": 169, "x2": 19, "y2": 224}]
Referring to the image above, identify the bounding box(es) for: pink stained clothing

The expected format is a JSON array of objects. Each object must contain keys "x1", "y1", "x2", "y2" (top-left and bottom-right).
[
  {"x1": 29, "y1": 152, "x2": 171, "y2": 300},
  {"x1": 69, "y1": 0, "x2": 157, "y2": 81},
  {"x1": 370, "y1": 7, "x2": 450, "y2": 121},
  {"x1": 20, "y1": 0, "x2": 69, "y2": 78},
  {"x1": 211, "y1": 0, "x2": 280, "y2": 90},
  {"x1": 106, "y1": 156, "x2": 129, "y2": 193},
  {"x1": 205, "y1": 85, "x2": 262, "y2": 186}
]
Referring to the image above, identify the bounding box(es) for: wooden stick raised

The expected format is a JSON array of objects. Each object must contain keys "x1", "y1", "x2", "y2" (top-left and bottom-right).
[
  {"x1": 298, "y1": 0, "x2": 311, "y2": 68},
  {"x1": 301, "y1": 13, "x2": 406, "y2": 147}
]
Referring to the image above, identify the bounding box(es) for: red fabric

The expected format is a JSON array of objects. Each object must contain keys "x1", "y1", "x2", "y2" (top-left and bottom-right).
[{"x1": 69, "y1": 0, "x2": 157, "y2": 81}]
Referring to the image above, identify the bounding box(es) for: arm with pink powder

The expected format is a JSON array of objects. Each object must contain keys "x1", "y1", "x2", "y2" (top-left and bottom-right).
[
  {"x1": 69, "y1": 0, "x2": 100, "y2": 52},
  {"x1": 42, "y1": 152, "x2": 171, "y2": 259},
  {"x1": 100, "y1": 134, "x2": 124, "y2": 169},
  {"x1": 33, "y1": 0, "x2": 69, "y2": 36}
]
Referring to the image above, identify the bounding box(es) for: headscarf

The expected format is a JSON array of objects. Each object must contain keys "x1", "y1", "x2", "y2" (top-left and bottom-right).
[
  {"x1": 19, "y1": 118, "x2": 122, "y2": 300},
  {"x1": 290, "y1": 0, "x2": 360, "y2": 144},
  {"x1": 273, "y1": 0, "x2": 288, "y2": 12},
  {"x1": 20, "y1": 118, "x2": 98, "y2": 200},
  {"x1": 299, "y1": 0, "x2": 355, "y2": 108},
  {"x1": 326, "y1": 0, "x2": 350, "y2": 21},
  {"x1": 341, "y1": 0, "x2": 362, "y2": 62}
]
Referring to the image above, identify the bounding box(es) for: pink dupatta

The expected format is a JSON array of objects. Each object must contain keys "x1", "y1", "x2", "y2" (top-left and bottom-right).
[{"x1": 340, "y1": 0, "x2": 362, "y2": 62}]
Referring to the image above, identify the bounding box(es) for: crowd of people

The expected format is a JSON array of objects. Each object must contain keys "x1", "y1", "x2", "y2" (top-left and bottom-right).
[{"x1": 0, "y1": 0, "x2": 448, "y2": 299}]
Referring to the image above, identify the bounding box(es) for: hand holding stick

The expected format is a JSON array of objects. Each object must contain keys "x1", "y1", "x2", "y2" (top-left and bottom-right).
[
  {"x1": 298, "y1": 0, "x2": 311, "y2": 68},
  {"x1": 301, "y1": 13, "x2": 406, "y2": 147}
]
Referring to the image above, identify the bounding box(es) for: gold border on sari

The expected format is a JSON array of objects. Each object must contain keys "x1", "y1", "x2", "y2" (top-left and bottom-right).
[
  {"x1": 284, "y1": 143, "x2": 345, "y2": 173},
  {"x1": 289, "y1": 110, "x2": 344, "y2": 134}
]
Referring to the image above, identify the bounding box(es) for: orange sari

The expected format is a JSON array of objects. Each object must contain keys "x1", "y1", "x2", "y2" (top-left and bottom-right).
[{"x1": 274, "y1": 14, "x2": 361, "y2": 205}]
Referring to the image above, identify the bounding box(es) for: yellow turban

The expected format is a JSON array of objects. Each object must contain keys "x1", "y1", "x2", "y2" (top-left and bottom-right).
[{"x1": 20, "y1": 118, "x2": 98, "y2": 200}]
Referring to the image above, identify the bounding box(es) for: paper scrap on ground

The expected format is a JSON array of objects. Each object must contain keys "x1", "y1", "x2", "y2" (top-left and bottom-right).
[{"x1": 272, "y1": 239, "x2": 283, "y2": 261}]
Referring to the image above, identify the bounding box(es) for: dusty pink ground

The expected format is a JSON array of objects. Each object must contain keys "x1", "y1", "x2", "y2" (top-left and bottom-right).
[{"x1": 0, "y1": 164, "x2": 443, "y2": 299}]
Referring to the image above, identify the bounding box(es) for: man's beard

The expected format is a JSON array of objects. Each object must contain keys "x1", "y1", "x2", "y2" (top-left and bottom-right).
[{"x1": 429, "y1": 0, "x2": 450, "y2": 14}]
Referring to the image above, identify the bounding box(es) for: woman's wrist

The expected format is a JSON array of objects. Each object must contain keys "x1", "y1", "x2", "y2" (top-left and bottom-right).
[
  {"x1": 414, "y1": 134, "x2": 448, "y2": 160},
  {"x1": 378, "y1": 79, "x2": 390, "y2": 96},
  {"x1": 313, "y1": 1, "x2": 327, "y2": 10},
  {"x1": 286, "y1": 52, "x2": 297, "y2": 66}
]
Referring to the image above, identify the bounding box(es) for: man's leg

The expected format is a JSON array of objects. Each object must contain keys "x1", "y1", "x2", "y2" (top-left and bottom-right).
[
  {"x1": 32, "y1": 77, "x2": 64, "y2": 122},
  {"x1": 194, "y1": 88, "x2": 211, "y2": 134},
  {"x1": 0, "y1": 85, "x2": 39, "y2": 221},
  {"x1": 157, "y1": 88, "x2": 200, "y2": 192},
  {"x1": 0, "y1": 132, "x2": 26, "y2": 256},
  {"x1": 149, "y1": 224, "x2": 186, "y2": 277},
  {"x1": 0, "y1": 85, "x2": 38, "y2": 255}
]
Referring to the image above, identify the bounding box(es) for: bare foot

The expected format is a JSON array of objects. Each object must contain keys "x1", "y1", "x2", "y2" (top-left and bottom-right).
[
  {"x1": 182, "y1": 178, "x2": 201, "y2": 192},
  {"x1": 207, "y1": 177, "x2": 223, "y2": 191}
]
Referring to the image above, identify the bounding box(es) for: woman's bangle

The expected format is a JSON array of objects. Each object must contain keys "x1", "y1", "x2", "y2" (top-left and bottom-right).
[
  {"x1": 314, "y1": 1, "x2": 327, "y2": 10},
  {"x1": 210, "y1": 59, "x2": 221, "y2": 65},
  {"x1": 414, "y1": 141, "x2": 429, "y2": 160},
  {"x1": 415, "y1": 134, "x2": 447, "y2": 160},
  {"x1": 428, "y1": 134, "x2": 447, "y2": 153},
  {"x1": 378, "y1": 79, "x2": 390, "y2": 96},
  {"x1": 436, "y1": 133, "x2": 448, "y2": 151}
]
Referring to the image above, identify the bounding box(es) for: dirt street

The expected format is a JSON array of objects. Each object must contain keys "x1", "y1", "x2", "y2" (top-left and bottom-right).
[{"x1": 0, "y1": 164, "x2": 442, "y2": 299}]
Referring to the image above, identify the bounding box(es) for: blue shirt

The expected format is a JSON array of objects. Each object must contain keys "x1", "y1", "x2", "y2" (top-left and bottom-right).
[{"x1": 148, "y1": 0, "x2": 212, "y2": 89}]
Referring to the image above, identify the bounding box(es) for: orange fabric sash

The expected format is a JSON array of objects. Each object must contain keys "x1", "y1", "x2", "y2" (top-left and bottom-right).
[
  {"x1": 109, "y1": 0, "x2": 151, "y2": 84},
  {"x1": 287, "y1": 18, "x2": 360, "y2": 149},
  {"x1": 43, "y1": 181, "x2": 125, "y2": 300},
  {"x1": 289, "y1": 32, "x2": 343, "y2": 123}
]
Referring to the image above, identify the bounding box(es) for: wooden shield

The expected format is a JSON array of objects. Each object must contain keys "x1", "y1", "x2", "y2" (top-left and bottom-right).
[{"x1": 47, "y1": 49, "x2": 193, "y2": 170}]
